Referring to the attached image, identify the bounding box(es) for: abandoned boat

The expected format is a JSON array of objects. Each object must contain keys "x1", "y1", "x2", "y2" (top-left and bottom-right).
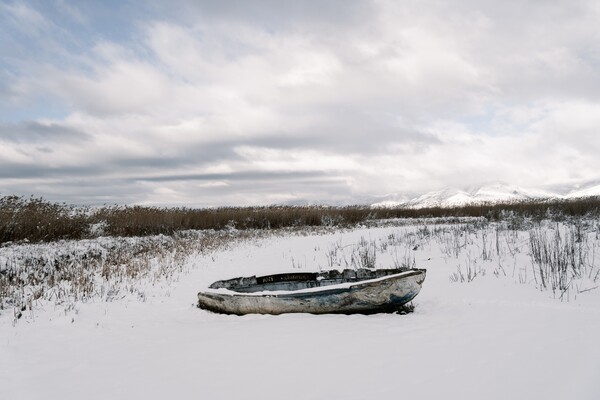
[{"x1": 197, "y1": 268, "x2": 426, "y2": 315}]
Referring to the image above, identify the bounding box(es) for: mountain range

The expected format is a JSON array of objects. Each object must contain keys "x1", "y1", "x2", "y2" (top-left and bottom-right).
[{"x1": 369, "y1": 181, "x2": 600, "y2": 209}]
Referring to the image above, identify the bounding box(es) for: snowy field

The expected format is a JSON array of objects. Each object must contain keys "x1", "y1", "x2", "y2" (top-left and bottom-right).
[{"x1": 2, "y1": 219, "x2": 600, "y2": 400}]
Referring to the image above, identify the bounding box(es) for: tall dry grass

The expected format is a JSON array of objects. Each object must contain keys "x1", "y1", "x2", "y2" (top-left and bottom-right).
[{"x1": 1, "y1": 194, "x2": 600, "y2": 245}]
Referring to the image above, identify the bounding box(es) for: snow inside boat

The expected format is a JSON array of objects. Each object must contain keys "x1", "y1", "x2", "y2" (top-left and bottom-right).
[{"x1": 197, "y1": 268, "x2": 426, "y2": 315}]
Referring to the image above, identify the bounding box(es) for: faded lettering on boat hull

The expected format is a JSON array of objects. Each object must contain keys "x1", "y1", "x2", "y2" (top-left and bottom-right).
[{"x1": 197, "y1": 269, "x2": 426, "y2": 315}]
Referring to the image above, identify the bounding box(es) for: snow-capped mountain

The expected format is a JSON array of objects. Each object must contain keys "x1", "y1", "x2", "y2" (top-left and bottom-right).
[
  {"x1": 403, "y1": 187, "x2": 474, "y2": 209},
  {"x1": 370, "y1": 181, "x2": 600, "y2": 209},
  {"x1": 362, "y1": 193, "x2": 413, "y2": 208},
  {"x1": 564, "y1": 183, "x2": 600, "y2": 199}
]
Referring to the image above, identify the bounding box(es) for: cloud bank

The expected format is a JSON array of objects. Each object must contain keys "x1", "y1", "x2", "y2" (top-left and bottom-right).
[{"x1": 1, "y1": 0, "x2": 599, "y2": 206}]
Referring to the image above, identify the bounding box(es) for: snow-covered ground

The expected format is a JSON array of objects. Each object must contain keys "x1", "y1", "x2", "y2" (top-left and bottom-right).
[{"x1": 1, "y1": 220, "x2": 600, "y2": 400}]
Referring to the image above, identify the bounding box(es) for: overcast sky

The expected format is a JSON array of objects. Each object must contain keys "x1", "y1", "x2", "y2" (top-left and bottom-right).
[{"x1": 1, "y1": 0, "x2": 600, "y2": 206}]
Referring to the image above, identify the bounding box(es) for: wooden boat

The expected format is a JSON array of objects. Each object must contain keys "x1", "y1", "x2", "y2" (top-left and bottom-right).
[{"x1": 197, "y1": 268, "x2": 426, "y2": 315}]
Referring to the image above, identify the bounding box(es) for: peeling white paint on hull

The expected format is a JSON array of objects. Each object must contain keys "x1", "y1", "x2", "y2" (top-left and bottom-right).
[{"x1": 197, "y1": 269, "x2": 426, "y2": 315}]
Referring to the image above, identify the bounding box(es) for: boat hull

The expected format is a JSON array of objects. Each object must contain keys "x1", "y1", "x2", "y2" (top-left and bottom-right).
[{"x1": 198, "y1": 269, "x2": 426, "y2": 315}]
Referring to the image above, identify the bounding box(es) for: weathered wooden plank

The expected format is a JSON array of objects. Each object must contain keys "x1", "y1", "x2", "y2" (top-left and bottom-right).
[{"x1": 198, "y1": 268, "x2": 426, "y2": 315}]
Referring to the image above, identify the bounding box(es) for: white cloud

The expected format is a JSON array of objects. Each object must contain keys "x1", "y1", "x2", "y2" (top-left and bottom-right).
[
  {"x1": 234, "y1": 146, "x2": 361, "y2": 173},
  {"x1": 1, "y1": 0, "x2": 600, "y2": 205},
  {"x1": 2, "y1": 2, "x2": 49, "y2": 33}
]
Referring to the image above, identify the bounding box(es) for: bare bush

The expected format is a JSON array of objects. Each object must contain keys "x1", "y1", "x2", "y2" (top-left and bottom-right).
[
  {"x1": 0, "y1": 230, "x2": 261, "y2": 323},
  {"x1": 449, "y1": 253, "x2": 485, "y2": 283},
  {"x1": 529, "y1": 224, "x2": 597, "y2": 299}
]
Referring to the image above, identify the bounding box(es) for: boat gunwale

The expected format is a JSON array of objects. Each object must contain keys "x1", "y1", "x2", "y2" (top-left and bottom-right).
[{"x1": 200, "y1": 269, "x2": 425, "y2": 298}]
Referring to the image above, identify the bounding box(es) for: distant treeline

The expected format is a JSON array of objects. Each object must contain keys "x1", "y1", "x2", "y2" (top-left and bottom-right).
[{"x1": 1, "y1": 194, "x2": 599, "y2": 244}]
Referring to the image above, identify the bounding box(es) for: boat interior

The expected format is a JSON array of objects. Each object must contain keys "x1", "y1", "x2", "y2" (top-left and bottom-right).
[{"x1": 208, "y1": 268, "x2": 415, "y2": 293}]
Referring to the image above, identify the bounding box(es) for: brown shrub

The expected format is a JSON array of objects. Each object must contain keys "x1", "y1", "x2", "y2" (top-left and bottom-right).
[{"x1": 1, "y1": 194, "x2": 599, "y2": 244}]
